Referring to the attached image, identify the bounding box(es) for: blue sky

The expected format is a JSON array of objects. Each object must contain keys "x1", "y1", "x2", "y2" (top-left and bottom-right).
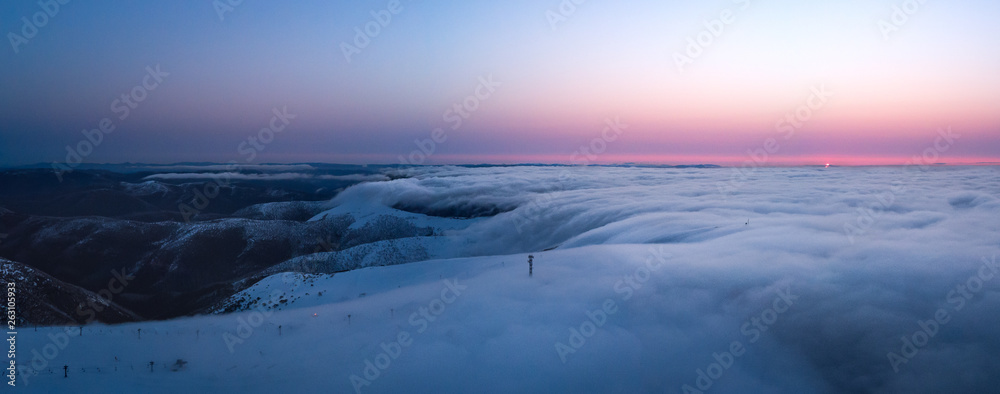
[{"x1": 1, "y1": 0, "x2": 998, "y2": 166}]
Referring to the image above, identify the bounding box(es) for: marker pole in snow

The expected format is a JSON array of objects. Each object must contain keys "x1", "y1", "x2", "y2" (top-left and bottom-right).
[
  {"x1": 63, "y1": 365, "x2": 67, "y2": 378},
  {"x1": 149, "y1": 362, "x2": 154, "y2": 372},
  {"x1": 528, "y1": 255, "x2": 534, "y2": 277}
]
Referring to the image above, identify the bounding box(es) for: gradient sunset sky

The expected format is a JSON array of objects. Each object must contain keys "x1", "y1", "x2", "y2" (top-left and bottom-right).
[{"x1": 1, "y1": 0, "x2": 998, "y2": 166}]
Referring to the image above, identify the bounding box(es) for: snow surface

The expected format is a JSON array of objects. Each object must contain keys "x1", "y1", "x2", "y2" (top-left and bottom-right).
[{"x1": 15, "y1": 166, "x2": 1000, "y2": 393}]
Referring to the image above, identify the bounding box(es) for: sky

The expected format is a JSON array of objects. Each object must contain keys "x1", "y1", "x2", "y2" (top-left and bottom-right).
[{"x1": 1, "y1": 0, "x2": 998, "y2": 166}]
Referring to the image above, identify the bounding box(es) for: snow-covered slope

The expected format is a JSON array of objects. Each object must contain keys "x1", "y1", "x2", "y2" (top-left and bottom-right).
[{"x1": 17, "y1": 241, "x2": 1000, "y2": 393}]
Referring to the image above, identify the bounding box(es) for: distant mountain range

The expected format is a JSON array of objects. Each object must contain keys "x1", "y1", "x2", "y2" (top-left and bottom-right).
[{"x1": 0, "y1": 166, "x2": 448, "y2": 325}]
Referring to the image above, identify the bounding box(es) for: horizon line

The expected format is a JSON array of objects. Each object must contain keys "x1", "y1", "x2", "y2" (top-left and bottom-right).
[{"x1": 4, "y1": 161, "x2": 1000, "y2": 171}]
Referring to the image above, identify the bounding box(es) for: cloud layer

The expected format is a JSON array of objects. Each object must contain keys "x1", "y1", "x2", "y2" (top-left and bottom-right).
[{"x1": 312, "y1": 165, "x2": 1000, "y2": 391}]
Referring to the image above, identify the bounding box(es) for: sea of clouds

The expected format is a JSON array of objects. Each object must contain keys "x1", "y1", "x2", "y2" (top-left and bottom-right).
[
  {"x1": 314, "y1": 165, "x2": 1000, "y2": 392},
  {"x1": 18, "y1": 165, "x2": 1000, "y2": 393},
  {"x1": 333, "y1": 165, "x2": 999, "y2": 254}
]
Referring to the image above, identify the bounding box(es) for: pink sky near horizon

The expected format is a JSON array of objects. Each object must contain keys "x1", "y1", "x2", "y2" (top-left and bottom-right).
[{"x1": 2, "y1": 0, "x2": 998, "y2": 166}]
